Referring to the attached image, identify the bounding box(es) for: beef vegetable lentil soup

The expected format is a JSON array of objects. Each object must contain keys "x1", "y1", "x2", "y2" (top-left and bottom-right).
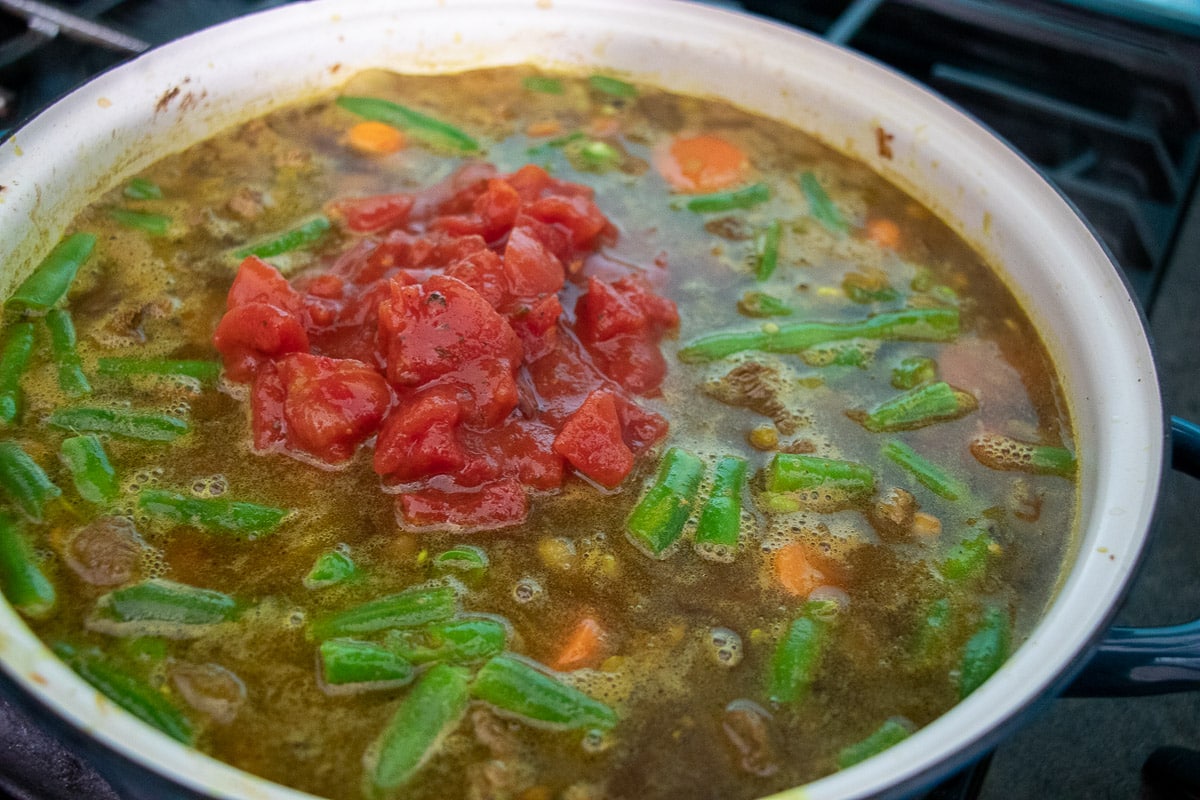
[{"x1": 0, "y1": 66, "x2": 1077, "y2": 800}]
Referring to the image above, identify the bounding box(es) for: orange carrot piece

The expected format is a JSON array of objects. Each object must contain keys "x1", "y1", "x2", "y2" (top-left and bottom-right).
[
  {"x1": 526, "y1": 120, "x2": 563, "y2": 138},
  {"x1": 864, "y1": 217, "x2": 902, "y2": 250},
  {"x1": 346, "y1": 121, "x2": 406, "y2": 155},
  {"x1": 655, "y1": 133, "x2": 748, "y2": 194},
  {"x1": 553, "y1": 616, "x2": 607, "y2": 671},
  {"x1": 774, "y1": 541, "x2": 830, "y2": 597}
]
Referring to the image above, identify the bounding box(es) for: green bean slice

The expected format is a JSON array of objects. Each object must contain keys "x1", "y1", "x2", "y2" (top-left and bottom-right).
[
  {"x1": 959, "y1": 606, "x2": 1011, "y2": 698},
  {"x1": 0, "y1": 512, "x2": 56, "y2": 618},
  {"x1": 0, "y1": 441, "x2": 61, "y2": 521},
  {"x1": 364, "y1": 663, "x2": 471, "y2": 796},
  {"x1": 6, "y1": 233, "x2": 97, "y2": 311},
  {"x1": 0, "y1": 321, "x2": 35, "y2": 424},
  {"x1": 471, "y1": 654, "x2": 617, "y2": 730},
  {"x1": 54, "y1": 643, "x2": 193, "y2": 744},
  {"x1": 45, "y1": 309, "x2": 91, "y2": 397},
  {"x1": 59, "y1": 435, "x2": 118, "y2": 505},
  {"x1": 235, "y1": 215, "x2": 331, "y2": 260},
  {"x1": 684, "y1": 182, "x2": 770, "y2": 213},
  {"x1": 138, "y1": 489, "x2": 288, "y2": 538},
  {"x1": 309, "y1": 584, "x2": 458, "y2": 641},
  {"x1": 320, "y1": 639, "x2": 414, "y2": 689},
  {"x1": 799, "y1": 171, "x2": 848, "y2": 233},
  {"x1": 48, "y1": 407, "x2": 189, "y2": 442},
  {"x1": 626, "y1": 447, "x2": 705, "y2": 557},
  {"x1": 837, "y1": 717, "x2": 914, "y2": 769}
]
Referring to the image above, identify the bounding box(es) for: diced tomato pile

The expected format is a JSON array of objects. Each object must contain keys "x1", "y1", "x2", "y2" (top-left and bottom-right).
[{"x1": 214, "y1": 164, "x2": 678, "y2": 531}]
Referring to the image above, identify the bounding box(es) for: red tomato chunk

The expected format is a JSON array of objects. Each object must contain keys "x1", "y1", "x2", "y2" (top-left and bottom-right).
[{"x1": 213, "y1": 164, "x2": 677, "y2": 531}]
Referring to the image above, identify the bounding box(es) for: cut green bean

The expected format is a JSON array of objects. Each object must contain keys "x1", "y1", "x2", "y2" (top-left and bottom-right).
[
  {"x1": 837, "y1": 717, "x2": 914, "y2": 769},
  {"x1": 0, "y1": 512, "x2": 56, "y2": 618},
  {"x1": 767, "y1": 599, "x2": 838, "y2": 704},
  {"x1": 626, "y1": 447, "x2": 706, "y2": 557},
  {"x1": 96, "y1": 579, "x2": 239, "y2": 628},
  {"x1": 319, "y1": 639, "x2": 414, "y2": 689},
  {"x1": 45, "y1": 309, "x2": 91, "y2": 397},
  {"x1": 522, "y1": 76, "x2": 564, "y2": 94},
  {"x1": 364, "y1": 663, "x2": 471, "y2": 796},
  {"x1": 891, "y1": 355, "x2": 936, "y2": 389},
  {"x1": 54, "y1": 643, "x2": 193, "y2": 744},
  {"x1": 309, "y1": 584, "x2": 458, "y2": 641},
  {"x1": 0, "y1": 441, "x2": 61, "y2": 521},
  {"x1": 694, "y1": 456, "x2": 748, "y2": 556},
  {"x1": 386, "y1": 616, "x2": 508, "y2": 665},
  {"x1": 855, "y1": 381, "x2": 977, "y2": 432},
  {"x1": 48, "y1": 407, "x2": 189, "y2": 442},
  {"x1": 684, "y1": 182, "x2": 770, "y2": 213},
  {"x1": 938, "y1": 529, "x2": 994, "y2": 582},
  {"x1": 235, "y1": 215, "x2": 331, "y2": 260},
  {"x1": 6, "y1": 233, "x2": 97, "y2": 311},
  {"x1": 471, "y1": 654, "x2": 617, "y2": 730},
  {"x1": 970, "y1": 433, "x2": 1076, "y2": 478},
  {"x1": 304, "y1": 547, "x2": 358, "y2": 589},
  {"x1": 431, "y1": 545, "x2": 488, "y2": 575},
  {"x1": 588, "y1": 74, "x2": 637, "y2": 98},
  {"x1": 123, "y1": 177, "x2": 163, "y2": 200},
  {"x1": 737, "y1": 291, "x2": 793, "y2": 318},
  {"x1": 800, "y1": 171, "x2": 848, "y2": 233},
  {"x1": 109, "y1": 208, "x2": 171, "y2": 236},
  {"x1": 0, "y1": 321, "x2": 35, "y2": 424},
  {"x1": 337, "y1": 96, "x2": 480, "y2": 153},
  {"x1": 138, "y1": 489, "x2": 288, "y2": 538},
  {"x1": 765, "y1": 453, "x2": 874, "y2": 497},
  {"x1": 882, "y1": 439, "x2": 970, "y2": 501},
  {"x1": 59, "y1": 435, "x2": 118, "y2": 505},
  {"x1": 678, "y1": 306, "x2": 959, "y2": 362},
  {"x1": 754, "y1": 219, "x2": 783, "y2": 281},
  {"x1": 97, "y1": 357, "x2": 220, "y2": 383},
  {"x1": 959, "y1": 605, "x2": 1011, "y2": 698}
]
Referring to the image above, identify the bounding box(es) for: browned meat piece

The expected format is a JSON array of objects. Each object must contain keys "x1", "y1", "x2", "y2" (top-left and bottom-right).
[
  {"x1": 867, "y1": 487, "x2": 916, "y2": 541},
  {"x1": 170, "y1": 662, "x2": 246, "y2": 724},
  {"x1": 722, "y1": 699, "x2": 779, "y2": 777},
  {"x1": 63, "y1": 516, "x2": 145, "y2": 586},
  {"x1": 226, "y1": 187, "x2": 265, "y2": 221},
  {"x1": 703, "y1": 362, "x2": 799, "y2": 434},
  {"x1": 704, "y1": 215, "x2": 754, "y2": 240},
  {"x1": 779, "y1": 439, "x2": 817, "y2": 455}
]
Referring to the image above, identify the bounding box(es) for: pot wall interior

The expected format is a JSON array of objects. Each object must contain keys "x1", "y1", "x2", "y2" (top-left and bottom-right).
[{"x1": 0, "y1": 1, "x2": 1164, "y2": 799}]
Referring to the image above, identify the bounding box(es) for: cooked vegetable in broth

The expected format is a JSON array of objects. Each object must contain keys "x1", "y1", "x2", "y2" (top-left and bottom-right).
[{"x1": 0, "y1": 66, "x2": 1076, "y2": 800}]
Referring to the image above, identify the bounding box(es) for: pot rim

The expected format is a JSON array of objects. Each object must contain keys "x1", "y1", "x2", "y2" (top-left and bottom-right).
[{"x1": 0, "y1": 2, "x2": 1165, "y2": 799}]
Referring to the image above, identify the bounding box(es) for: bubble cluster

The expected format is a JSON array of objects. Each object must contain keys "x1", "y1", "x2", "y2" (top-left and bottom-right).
[
  {"x1": 191, "y1": 475, "x2": 229, "y2": 498},
  {"x1": 512, "y1": 577, "x2": 543, "y2": 604},
  {"x1": 706, "y1": 626, "x2": 743, "y2": 667}
]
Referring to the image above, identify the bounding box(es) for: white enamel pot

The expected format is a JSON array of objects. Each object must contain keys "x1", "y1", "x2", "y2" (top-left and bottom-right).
[{"x1": 0, "y1": 1, "x2": 1180, "y2": 799}]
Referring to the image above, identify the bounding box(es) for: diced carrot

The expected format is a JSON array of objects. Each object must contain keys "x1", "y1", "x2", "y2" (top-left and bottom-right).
[
  {"x1": 553, "y1": 616, "x2": 607, "y2": 671},
  {"x1": 864, "y1": 217, "x2": 902, "y2": 250},
  {"x1": 654, "y1": 133, "x2": 748, "y2": 193},
  {"x1": 346, "y1": 121, "x2": 406, "y2": 155},
  {"x1": 526, "y1": 119, "x2": 563, "y2": 138},
  {"x1": 773, "y1": 541, "x2": 831, "y2": 597},
  {"x1": 587, "y1": 116, "x2": 621, "y2": 138}
]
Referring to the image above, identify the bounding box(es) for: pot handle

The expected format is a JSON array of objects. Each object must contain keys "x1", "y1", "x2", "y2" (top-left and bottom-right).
[{"x1": 1064, "y1": 416, "x2": 1200, "y2": 697}]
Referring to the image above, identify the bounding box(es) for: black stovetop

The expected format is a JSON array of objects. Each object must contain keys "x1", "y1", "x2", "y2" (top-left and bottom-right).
[{"x1": 0, "y1": 1, "x2": 1199, "y2": 799}]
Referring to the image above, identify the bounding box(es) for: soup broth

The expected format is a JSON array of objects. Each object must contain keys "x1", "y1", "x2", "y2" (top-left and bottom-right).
[{"x1": 0, "y1": 67, "x2": 1076, "y2": 800}]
